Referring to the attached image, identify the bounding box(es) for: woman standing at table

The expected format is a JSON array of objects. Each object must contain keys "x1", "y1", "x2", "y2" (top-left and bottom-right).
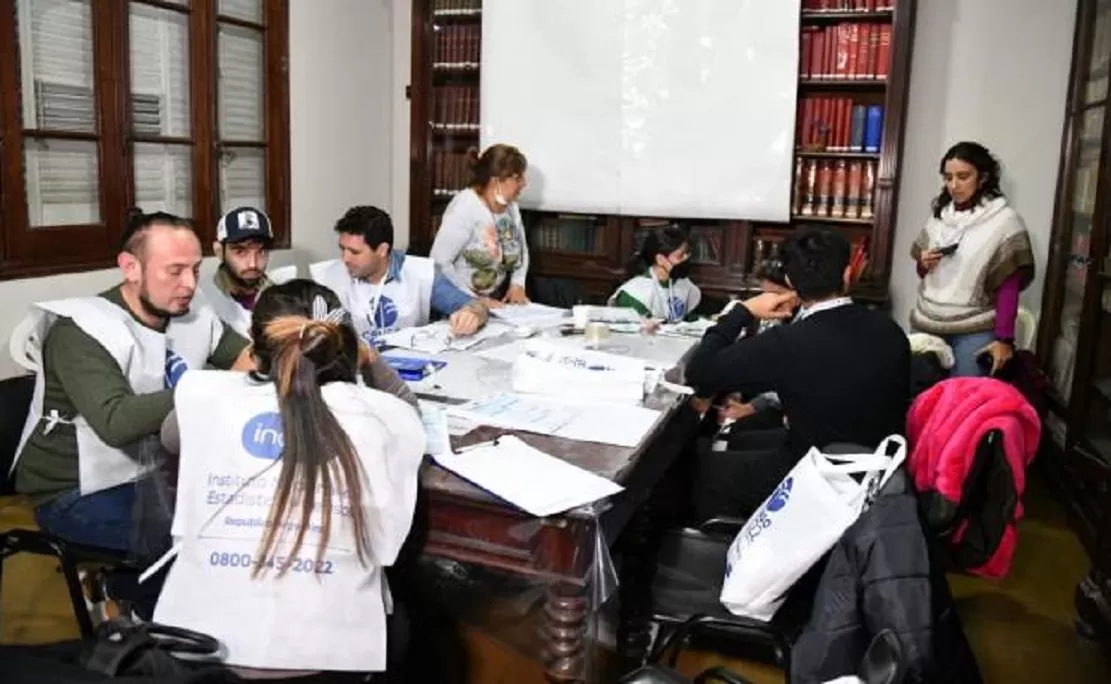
[
  {"x1": 431, "y1": 144, "x2": 530, "y2": 308},
  {"x1": 609, "y1": 224, "x2": 702, "y2": 323},
  {"x1": 909, "y1": 141, "x2": 1036, "y2": 377}
]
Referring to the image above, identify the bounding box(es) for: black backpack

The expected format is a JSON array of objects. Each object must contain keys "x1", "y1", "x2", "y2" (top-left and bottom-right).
[{"x1": 0, "y1": 618, "x2": 232, "y2": 684}]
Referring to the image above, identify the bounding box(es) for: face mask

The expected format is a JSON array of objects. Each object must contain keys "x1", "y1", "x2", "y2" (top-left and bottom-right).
[
  {"x1": 494, "y1": 179, "x2": 509, "y2": 207},
  {"x1": 669, "y1": 260, "x2": 692, "y2": 280}
]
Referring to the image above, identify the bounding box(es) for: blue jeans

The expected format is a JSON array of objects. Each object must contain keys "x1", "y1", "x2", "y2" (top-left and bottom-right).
[
  {"x1": 35, "y1": 483, "x2": 136, "y2": 552},
  {"x1": 945, "y1": 331, "x2": 995, "y2": 378}
]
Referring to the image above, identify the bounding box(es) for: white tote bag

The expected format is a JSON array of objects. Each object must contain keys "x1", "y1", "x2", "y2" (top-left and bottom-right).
[{"x1": 719, "y1": 436, "x2": 907, "y2": 621}]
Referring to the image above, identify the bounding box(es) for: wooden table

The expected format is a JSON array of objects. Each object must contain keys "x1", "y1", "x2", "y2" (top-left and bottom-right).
[{"x1": 395, "y1": 332, "x2": 699, "y2": 682}]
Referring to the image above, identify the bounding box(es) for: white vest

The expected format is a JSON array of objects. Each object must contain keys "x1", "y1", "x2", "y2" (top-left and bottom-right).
[
  {"x1": 309, "y1": 257, "x2": 434, "y2": 347},
  {"x1": 152, "y1": 370, "x2": 425, "y2": 672},
  {"x1": 911, "y1": 198, "x2": 1026, "y2": 333},
  {"x1": 608, "y1": 273, "x2": 702, "y2": 323},
  {"x1": 8, "y1": 296, "x2": 224, "y2": 495},
  {"x1": 196, "y1": 265, "x2": 298, "y2": 337}
]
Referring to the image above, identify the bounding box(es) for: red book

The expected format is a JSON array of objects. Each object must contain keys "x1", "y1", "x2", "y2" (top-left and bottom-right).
[
  {"x1": 817, "y1": 162, "x2": 833, "y2": 216},
  {"x1": 876, "y1": 25, "x2": 892, "y2": 80},
  {"x1": 800, "y1": 29, "x2": 813, "y2": 79},
  {"x1": 847, "y1": 24, "x2": 860, "y2": 78},
  {"x1": 826, "y1": 26, "x2": 838, "y2": 78},
  {"x1": 856, "y1": 24, "x2": 872, "y2": 79},
  {"x1": 841, "y1": 98, "x2": 854, "y2": 149},
  {"x1": 846, "y1": 161, "x2": 863, "y2": 218},
  {"x1": 802, "y1": 97, "x2": 815, "y2": 147},
  {"x1": 821, "y1": 97, "x2": 834, "y2": 148},
  {"x1": 866, "y1": 24, "x2": 881, "y2": 78},
  {"x1": 835, "y1": 25, "x2": 850, "y2": 79},
  {"x1": 810, "y1": 31, "x2": 825, "y2": 79}
]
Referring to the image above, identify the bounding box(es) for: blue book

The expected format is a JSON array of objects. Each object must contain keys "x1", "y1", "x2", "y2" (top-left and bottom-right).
[
  {"x1": 863, "y1": 105, "x2": 883, "y2": 153},
  {"x1": 850, "y1": 105, "x2": 867, "y2": 151},
  {"x1": 384, "y1": 356, "x2": 447, "y2": 381}
]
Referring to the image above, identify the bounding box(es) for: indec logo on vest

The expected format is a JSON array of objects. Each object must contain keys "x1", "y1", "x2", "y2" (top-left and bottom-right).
[
  {"x1": 373, "y1": 295, "x2": 399, "y2": 329},
  {"x1": 241, "y1": 412, "x2": 284, "y2": 460}
]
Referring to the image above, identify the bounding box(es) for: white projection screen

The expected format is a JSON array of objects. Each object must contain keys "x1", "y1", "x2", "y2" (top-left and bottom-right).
[{"x1": 480, "y1": 0, "x2": 801, "y2": 221}]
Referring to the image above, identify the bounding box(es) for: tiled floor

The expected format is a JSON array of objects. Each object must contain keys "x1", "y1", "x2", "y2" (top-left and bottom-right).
[{"x1": 2, "y1": 479, "x2": 1108, "y2": 682}]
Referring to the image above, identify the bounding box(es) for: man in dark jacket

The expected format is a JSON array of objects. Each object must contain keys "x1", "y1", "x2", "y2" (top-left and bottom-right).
[
  {"x1": 790, "y1": 468, "x2": 982, "y2": 683},
  {"x1": 685, "y1": 228, "x2": 910, "y2": 520}
]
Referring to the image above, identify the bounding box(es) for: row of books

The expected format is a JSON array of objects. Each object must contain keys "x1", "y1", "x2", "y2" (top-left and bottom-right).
[
  {"x1": 433, "y1": 25, "x2": 480, "y2": 68},
  {"x1": 801, "y1": 23, "x2": 891, "y2": 81},
  {"x1": 750, "y1": 235, "x2": 869, "y2": 282},
  {"x1": 797, "y1": 98, "x2": 883, "y2": 152},
  {"x1": 793, "y1": 158, "x2": 877, "y2": 220},
  {"x1": 432, "y1": 86, "x2": 480, "y2": 130},
  {"x1": 432, "y1": 150, "x2": 472, "y2": 196},
  {"x1": 530, "y1": 220, "x2": 605, "y2": 255},
  {"x1": 432, "y1": 0, "x2": 481, "y2": 15},
  {"x1": 802, "y1": 0, "x2": 896, "y2": 11}
]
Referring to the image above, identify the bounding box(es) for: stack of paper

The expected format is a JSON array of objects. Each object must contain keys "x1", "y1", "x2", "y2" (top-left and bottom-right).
[
  {"x1": 512, "y1": 339, "x2": 646, "y2": 404},
  {"x1": 380, "y1": 320, "x2": 510, "y2": 354},
  {"x1": 432, "y1": 435, "x2": 624, "y2": 516},
  {"x1": 572, "y1": 305, "x2": 643, "y2": 328},
  {"x1": 490, "y1": 303, "x2": 570, "y2": 329},
  {"x1": 657, "y1": 318, "x2": 715, "y2": 339},
  {"x1": 448, "y1": 392, "x2": 661, "y2": 448}
]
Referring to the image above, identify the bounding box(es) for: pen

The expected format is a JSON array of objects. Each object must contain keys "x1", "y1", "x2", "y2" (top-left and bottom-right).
[{"x1": 452, "y1": 438, "x2": 500, "y2": 455}]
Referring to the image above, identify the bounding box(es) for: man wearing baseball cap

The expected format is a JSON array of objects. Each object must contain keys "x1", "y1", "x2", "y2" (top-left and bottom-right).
[{"x1": 198, "y1": 206, "x2": 296, "y2": 336}]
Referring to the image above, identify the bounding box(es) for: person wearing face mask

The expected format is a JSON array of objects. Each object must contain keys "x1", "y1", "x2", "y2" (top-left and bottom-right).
[
  {"x1": 7, "y1": 209, "x2": 253, "y2": 554},
  {"x1": 430, "y1": 144, "x2": 531, "y2": 307},
  {"x1": 910, "y1": 142, "x2": 1036, "y2": 377},
  {"x1": 195, "y1": 206, "x2": 297, "y2": 337},
  {"x1": 608, "y1": 225, "x2": 702, "y2": 323}
]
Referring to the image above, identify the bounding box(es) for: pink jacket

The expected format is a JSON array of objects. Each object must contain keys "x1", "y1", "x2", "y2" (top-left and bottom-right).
[{"x1": 906, "y1": 377, "x2": 1041, "y2": 578}]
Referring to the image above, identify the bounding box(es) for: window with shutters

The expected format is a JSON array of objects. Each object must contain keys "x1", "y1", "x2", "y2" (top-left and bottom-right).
[{"x1": 0, "y1": 0, "x2": 290, "y2": 279}]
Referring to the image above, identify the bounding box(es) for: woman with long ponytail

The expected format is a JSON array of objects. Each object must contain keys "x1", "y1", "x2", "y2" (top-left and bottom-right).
[{"x1": 152, "y1": 279, "x2": 425, "y2": 681}]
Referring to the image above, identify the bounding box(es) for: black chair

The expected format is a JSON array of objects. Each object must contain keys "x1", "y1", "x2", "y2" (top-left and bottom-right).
[
  {"x1": 0, "y1": 373, "x2": 131, "y2": 639},
  {"x1": 645, "y1": 517, "x2": 793, "y2": 678}
]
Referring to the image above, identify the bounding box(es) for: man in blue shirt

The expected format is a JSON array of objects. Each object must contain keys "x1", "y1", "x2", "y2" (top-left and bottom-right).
[{"x1": 311, "y1": 205, "x2": 488, "y2": 343}]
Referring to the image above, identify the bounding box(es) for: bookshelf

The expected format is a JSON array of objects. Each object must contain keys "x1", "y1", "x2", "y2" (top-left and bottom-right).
[
  {"x1": 1035, "y1": 0, "x2": 1111, "y2": 663},
  {"x1": 408, "y1": 0, "x2": 916, "y2": 307}
]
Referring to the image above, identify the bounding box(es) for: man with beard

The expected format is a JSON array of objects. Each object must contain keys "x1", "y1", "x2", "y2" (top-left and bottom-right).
[
  {"x1": 9, "y1": 210, "x2": 253, "y2": 553},
  {"x1": 311, "y1": 205, "x2": 488, "y2": 347},
  {"x1": 197, "y1": 206, "x2": 296, "y2": 337}
]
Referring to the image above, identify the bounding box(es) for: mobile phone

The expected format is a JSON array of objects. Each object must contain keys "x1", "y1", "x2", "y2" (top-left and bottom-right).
[{"x1": 936, "y1": 243, "x2": 959, "y2": 256}]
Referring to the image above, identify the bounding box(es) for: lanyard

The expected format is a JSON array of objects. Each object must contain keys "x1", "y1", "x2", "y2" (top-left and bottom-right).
[
  {"x1": 653, "y1": 272, "x2": 678, "y2": 323},
  {"x1": 365, "y1": 281, "x2": 384, "y2": 331}
]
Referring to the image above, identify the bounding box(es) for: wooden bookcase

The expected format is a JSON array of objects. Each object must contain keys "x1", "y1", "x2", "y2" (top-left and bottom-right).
[
  {"x1": 408, "y1": 0, "x2": 916, "y2": 307},
  {"x1": 1035, "y1": 0, "x2": 1111, "y2": 662}
]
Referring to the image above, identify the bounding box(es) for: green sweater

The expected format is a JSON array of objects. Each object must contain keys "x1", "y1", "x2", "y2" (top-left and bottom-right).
[{"x1": 15, "y1": 286, "x2": 248, "y2": 502}]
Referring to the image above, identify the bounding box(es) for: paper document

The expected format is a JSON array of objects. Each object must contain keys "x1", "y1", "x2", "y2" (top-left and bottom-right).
[
  {"x1": 417, "y1": 400, "x2": 453, "y2": 456},
  {"x1": 512, "y1": 339, "x2": 646, "y2": 404},
  {"x1": 490, "y1": 303, "x2": 570, "y2": 329},
  {"x1": 380, "y1": 320, "x2": 510, "y2": 353},
  {"x1": 432, "y1": 435, "x2": 624, "y2": 517},
  {"x1": 476, "y1": 333, "x2": 694, "y2": 373},
  {"x1": 449, "y1": 393, "x2": 662, "y2": 448},
  {"x1": 658, "y1": 319, "x2": 715, "y2": 339},
  {"x1": 572, "y1": 305, "x2": 643, "y2": 327}
]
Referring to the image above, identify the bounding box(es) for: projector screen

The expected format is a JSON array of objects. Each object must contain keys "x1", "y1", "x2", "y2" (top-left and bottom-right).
[{"x1": 481, "y1": 0, "x2": 801, "y2": 221}]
